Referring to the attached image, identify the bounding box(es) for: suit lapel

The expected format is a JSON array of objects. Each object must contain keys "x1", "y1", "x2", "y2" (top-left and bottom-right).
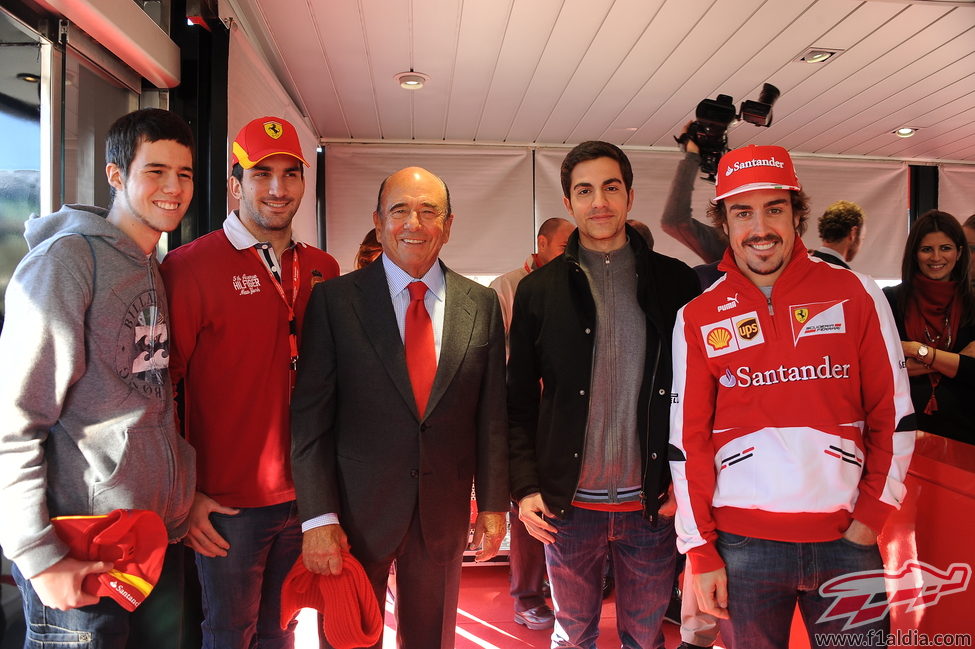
[
  {"x1": 426, "y1": 264, "x2": 475, "y2": 417},
  {"x1": 351, "y1": 262, "x2": 418, "y2": 416}
]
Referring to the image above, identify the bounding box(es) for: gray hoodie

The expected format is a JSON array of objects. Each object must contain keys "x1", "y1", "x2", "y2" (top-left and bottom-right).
[{"x1": 0, "y1": 205, "x2": 195, "y2": 579}]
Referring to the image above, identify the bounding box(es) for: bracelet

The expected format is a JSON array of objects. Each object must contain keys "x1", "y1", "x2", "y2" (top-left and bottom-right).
[{"x1": 929, "y1": 347, "x2": 937, "y2": 367}]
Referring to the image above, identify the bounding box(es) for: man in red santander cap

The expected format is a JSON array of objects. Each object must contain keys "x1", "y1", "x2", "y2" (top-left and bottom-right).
[
  {"x1": 161, "y1": 115, "x2": 339, "y2": 649},
  {"x1": 669, "y1": 144, "x2": 915, "y2": 647}
]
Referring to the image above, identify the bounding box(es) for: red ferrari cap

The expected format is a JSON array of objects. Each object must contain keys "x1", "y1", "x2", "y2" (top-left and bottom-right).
[
  {"x1": 231, "y1": 116, "x2": 309, "y2": 169},
  {"x1": 50, "y1": 509, "x2": 168, "y2": 611},
  {"x1": 714, "y1": 144, "x2": 801, "y2": 202}
]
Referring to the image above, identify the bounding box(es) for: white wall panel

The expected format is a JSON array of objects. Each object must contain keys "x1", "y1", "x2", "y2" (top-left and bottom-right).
[{"x1": 228, "y1": 27, "x2": 319, "y2": 246}]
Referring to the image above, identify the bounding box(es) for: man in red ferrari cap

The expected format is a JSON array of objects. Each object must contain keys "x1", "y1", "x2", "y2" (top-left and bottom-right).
[
  {"x1": 161, "y1": 115, "x2": 339, "y2": 649},
  {"x1": 669, "y1": 144, "x2": 916, "y2": 647}
]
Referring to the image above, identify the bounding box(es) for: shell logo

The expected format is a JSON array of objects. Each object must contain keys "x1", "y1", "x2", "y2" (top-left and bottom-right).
[{"x1": 707, "y1": 327, "x2": 733, "y2": 350}]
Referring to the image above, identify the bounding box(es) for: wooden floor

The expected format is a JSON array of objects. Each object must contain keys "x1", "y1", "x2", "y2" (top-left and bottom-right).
[{"x1": 295, "y1": 564, "x2": 697, "y2": 648}]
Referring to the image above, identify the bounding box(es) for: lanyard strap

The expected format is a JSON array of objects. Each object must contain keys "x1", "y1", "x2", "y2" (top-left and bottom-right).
[{"x1": 250, "y1": 245, "x2": 300, "y2": 371}]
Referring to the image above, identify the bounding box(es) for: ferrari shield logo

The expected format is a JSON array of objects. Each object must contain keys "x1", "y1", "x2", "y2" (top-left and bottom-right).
[
  {"x1": 794, "y1": 307, "x2": 809, "y2": 324},
  {"x1": 263, "y1": 121, "x2": 283, "y2": 139}
]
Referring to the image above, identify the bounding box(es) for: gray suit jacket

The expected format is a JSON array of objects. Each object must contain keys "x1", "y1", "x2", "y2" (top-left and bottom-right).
[{"x1": 291, "y1": 259, "x2": 508, "y2": 564}]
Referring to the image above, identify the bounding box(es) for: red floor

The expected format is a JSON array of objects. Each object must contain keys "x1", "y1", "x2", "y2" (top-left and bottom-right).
[
  {"x1": 293, "y1": 564, "x2": 696, "y2": 648},
  {"x1": 452, "y1": 565, "x2": 687, "y2": 648}
]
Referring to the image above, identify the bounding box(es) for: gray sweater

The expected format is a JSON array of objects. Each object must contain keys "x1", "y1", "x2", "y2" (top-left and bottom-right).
[
  {"x1": 574, "y1": 242, "x2": 645, "y2": 504},
  {"x1": 0, "y1": 205, "x2": 195, "y2": 578}
]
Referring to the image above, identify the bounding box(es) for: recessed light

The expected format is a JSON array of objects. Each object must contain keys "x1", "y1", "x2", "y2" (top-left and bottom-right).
[
  {"x1": 394, "y1": 71, "x2": 430, "y2": 90},
  {"x1": 16, "y1": 72, "x2": 40, "y2": 83},
  {"x1": 894, "y1": 127, "x2": 917, "y2": 138},
  {"x1": 796, "y1": 48, "x2": 843, "y2": 64}
]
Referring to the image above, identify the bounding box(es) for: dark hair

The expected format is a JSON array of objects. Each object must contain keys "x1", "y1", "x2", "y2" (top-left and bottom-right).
[
  {"x1": 106, "y1": 108, "x2": 194, "y2": 200},
  {"x1": 355, "y1": 228, "x2": 383, "y2": 270},
  {"x1": 818, "y1": 200, "x2": 865, "y2": 242},
  {"x1": 375, "y1": 171, "x2": 452, "y2": 218},
  {"x1": 964, "y1": 213, "x2": 975, "y2": 230},
  {"x1": 706, "y1": 189, "x2": 812, "y2": 236},
  {"x1": 560, "y1": 141, "x2": 633, "y2": 198},
  {"x1": 896, "y1": 209, "x2": 974, "y2": 324}
]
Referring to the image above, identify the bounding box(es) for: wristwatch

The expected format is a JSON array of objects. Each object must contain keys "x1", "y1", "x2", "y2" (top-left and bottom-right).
[{"x1": 917, "y1": 345, "x2": 930, "y2": 364}]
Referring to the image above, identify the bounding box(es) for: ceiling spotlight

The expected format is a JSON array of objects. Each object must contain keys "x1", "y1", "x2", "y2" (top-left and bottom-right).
[
  {"x1": 796, "y1": 48, "x2": 842, "y2": 64},
  {"x1": 394, "y1": 71, "x2": 429, "y2": 90},
  {"x1": 16, "y1": 72, "x2": 40, "y2": 83},
  {"x1": 894, "y1": 127, "x2": 917, "y2": 138}
]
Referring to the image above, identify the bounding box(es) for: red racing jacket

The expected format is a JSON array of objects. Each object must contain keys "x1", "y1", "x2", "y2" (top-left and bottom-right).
[{"x1": 669, "y1": 241, "x2": 916, "y2": 574}]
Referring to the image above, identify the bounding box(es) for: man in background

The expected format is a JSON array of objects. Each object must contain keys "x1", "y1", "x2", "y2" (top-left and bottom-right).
[
  {"x1": 812, "y1": 200, "x2": 866, "y2": 269},
  {"x1": 489, "y1": 216, "x2": 574, "y2": 631}
]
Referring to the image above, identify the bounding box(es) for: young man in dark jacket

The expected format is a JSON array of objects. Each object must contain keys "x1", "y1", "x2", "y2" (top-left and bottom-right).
[{"x1": 507, "y1": 140, "x2": 700, "y2": 649}]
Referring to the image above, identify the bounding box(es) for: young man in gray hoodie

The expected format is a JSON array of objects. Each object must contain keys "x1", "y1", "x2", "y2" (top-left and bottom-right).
[{"x1": 0, "y1": 108, "x2": 197, "y2": 647}]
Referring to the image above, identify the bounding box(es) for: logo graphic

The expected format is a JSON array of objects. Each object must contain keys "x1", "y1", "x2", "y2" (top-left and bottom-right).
[
  {"x1": 232, "y1": 273, "x2": 262, "y2": 296},
  {"x1": 790, "y1": 300, "x2": 847, "y2": 344},
  {"x1": 132, "y1": 306, "x2": 169, "y2": 376},
  {"x1": 736, "y1": 317, "x2": 760, "y2": 341},
  {"x1": 117, "y1": 293, "x2": 170, "y2": 396},
  {"x1": 722, "y1": 355, "x2": 851, "y2": 388},
  {"x1": 818, "y1": 560, "x2": 972, "y2": 630},
  {"x1": 707, "y1": 327, "x2": 732, "y2": 350},
  {"x1": 720, "y1": 446, "x2": 755, "y2": 470},
  {"x1": 824, "y1": 444, "x2": 862, "y2": 468},
  {"x1": 719, "y1": 368, "x2": 736, "y2": 388},
  {"x1": 725, "y1": 156, "x2": 786, "y2": 176},
  {"x1": 700, "y1": 311, "x2": 765, "y2": 357},
  {"x1": 310, "y1": 269, "x2": 325, "y2": 288},
  {"x1": 717, "y1": 293, "x2": 739, "y2": 313},
  {"x1": 263, "y1": 121, "x2": 283, "y2": 139}
]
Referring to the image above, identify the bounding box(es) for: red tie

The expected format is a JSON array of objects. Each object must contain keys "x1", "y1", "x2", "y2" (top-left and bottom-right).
[{"x1": 405, "y1": 281, "x2": 437, "y2": 416}]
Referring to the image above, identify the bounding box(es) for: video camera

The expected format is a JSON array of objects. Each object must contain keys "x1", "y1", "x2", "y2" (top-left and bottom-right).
[{"x1": 678, "y1": 83, "x2": 781, "y2": 182}]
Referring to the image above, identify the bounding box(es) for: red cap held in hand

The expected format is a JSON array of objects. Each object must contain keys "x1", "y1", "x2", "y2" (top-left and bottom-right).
[
  {"x1": 50, "y1": 509, "x2": 168, "y2": 611},
  {"x1": 280, "y1": 551, "x2": 383, "y2": 649}
]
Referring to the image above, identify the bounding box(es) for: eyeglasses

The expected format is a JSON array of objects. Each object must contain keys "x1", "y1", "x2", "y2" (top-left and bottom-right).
[{"x1": 386, "y1": 206, "x2": 444, "y2": 222}]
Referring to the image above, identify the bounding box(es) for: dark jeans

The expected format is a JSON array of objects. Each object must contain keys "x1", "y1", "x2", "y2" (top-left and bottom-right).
[
  {"x1": 195, "y1": 501, "x2": 302, "y2": 649},
  {"x1": 13, "y1": 543, "x2": 186, "y2": 649},
  {"x1": 717, "y1": 532, "x2": 888, "y2": 649},
  {"x1": 545, "y1": 507, "x2": 676, "y2": 649},
  {"x1": 508, "y1": 502, "x2": 548, "y2": 612}
]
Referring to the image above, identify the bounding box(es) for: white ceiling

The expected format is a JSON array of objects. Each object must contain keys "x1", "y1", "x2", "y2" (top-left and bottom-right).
[{"x1": 226, "y1": 0, "x2": 975, "y2": 162}]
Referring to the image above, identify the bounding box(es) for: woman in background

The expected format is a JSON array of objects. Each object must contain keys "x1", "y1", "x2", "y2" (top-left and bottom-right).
[
  {"x1": 884, "y1": 209, "x2": 975, "y2": 444},
  {"x1": 355, "y1": 228, "x2": 382, "y2": 270}
]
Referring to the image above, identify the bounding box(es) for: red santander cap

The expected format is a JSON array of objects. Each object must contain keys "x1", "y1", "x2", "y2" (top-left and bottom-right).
[
  {"x1": 231, "y1": 116, "x2": 309, "y2": 169},
  {"x1": 714, "y1": 144, "x2": 800, "y2": 203},
  {"x1": 50, "y1": 509, "x2": 168, "y2": 612}
]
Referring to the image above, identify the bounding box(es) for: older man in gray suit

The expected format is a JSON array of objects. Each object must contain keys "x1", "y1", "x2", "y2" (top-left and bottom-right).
[{"x1": 291, "y1": 166, "x2": 508, "y2": 649}]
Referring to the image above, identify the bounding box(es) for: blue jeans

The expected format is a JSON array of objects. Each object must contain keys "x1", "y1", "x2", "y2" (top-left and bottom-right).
[
  {"x1": 717, "y1": 532, "x2": 888, "y2": 649},
  {"x1": 195, "y1": 501, "x2": 302, "y2": 649},
  {"x1": 13, "y1": 543, "x2": 186, "y2": 649},
  {"x1": 544, "y1": 507, "x2": 676, "y2": 649}
]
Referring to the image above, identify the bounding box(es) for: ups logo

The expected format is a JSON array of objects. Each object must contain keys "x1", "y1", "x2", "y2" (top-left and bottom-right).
[{"x1": 736, "y1": 317, "x2": 760, "y2": 340}]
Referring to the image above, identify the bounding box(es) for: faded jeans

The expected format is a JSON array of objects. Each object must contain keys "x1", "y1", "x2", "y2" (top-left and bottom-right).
[{"x1": 544, "y1": 507, "x2": 676, "y2": 649}]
